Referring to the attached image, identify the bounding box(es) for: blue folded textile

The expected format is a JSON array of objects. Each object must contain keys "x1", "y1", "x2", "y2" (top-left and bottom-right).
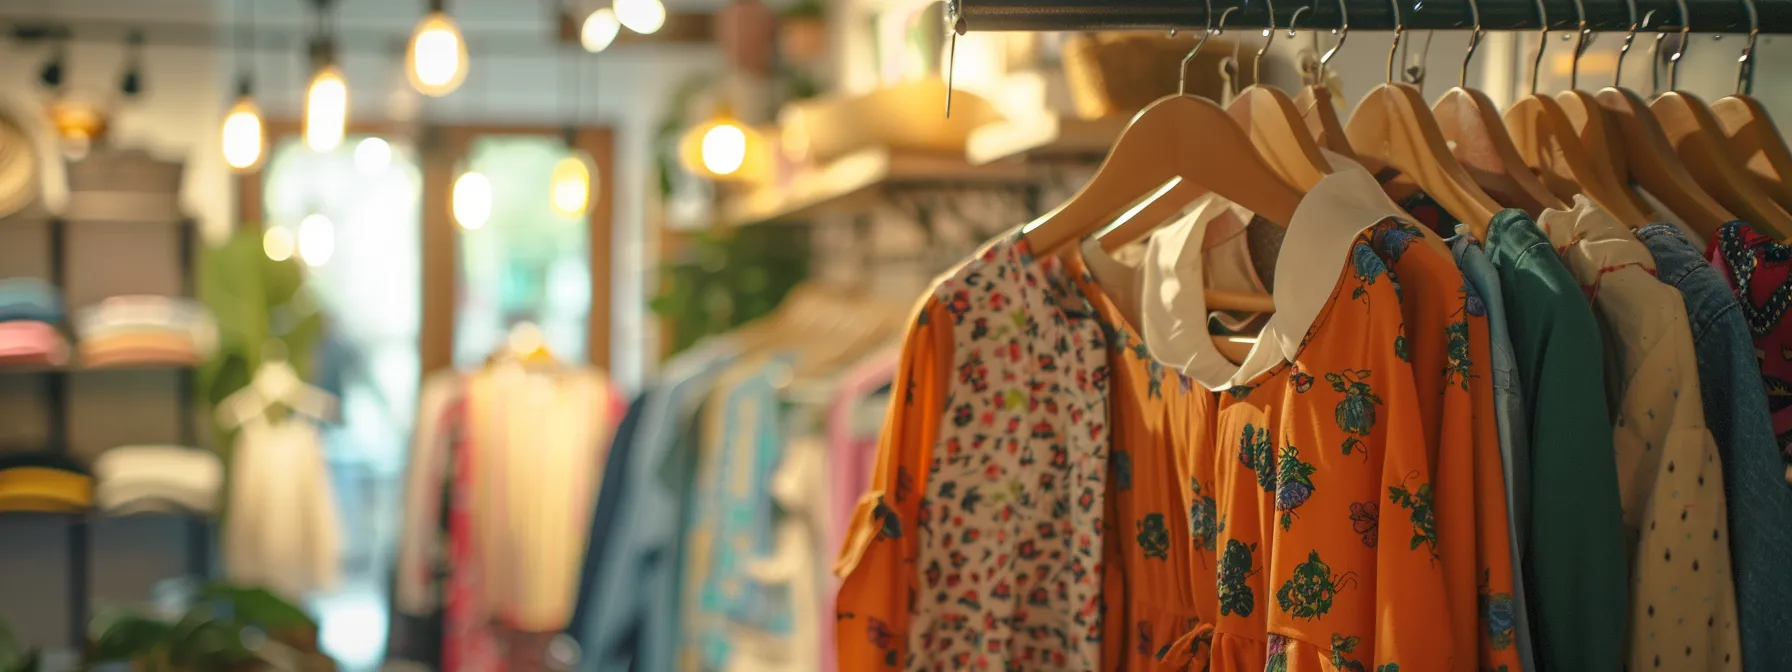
[{"x1": 0, "y1": 278, "x2": 62, "y2": 324}]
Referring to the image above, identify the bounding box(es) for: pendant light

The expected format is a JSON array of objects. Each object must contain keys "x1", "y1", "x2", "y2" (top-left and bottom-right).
[
  {"x1": 406, "y1": 0, "x2": 468, "y2": 96},
  {"x1": 614, "y1": 0, "x2": 667, "y2": 35},
  {"x1": 303, "y1": 1, "x2": 348, "y2": 153},
  {"x1": 220, "y1": 0, "x2": 265, "y2": 171},
  {"x1": 550, "y1": 35, "x2": 596, "y2": 218},
  {"x1": 580, "y1": 7, "x2": 622, "y2": 53},
  {"x1": 452, "y1": 64, "x2": 492, "y2": 230},
  {"x1": 678, "y1": 104, "x2": 762, "y2": 181}
]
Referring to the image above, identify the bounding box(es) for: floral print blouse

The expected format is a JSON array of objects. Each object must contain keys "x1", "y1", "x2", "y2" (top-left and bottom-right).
[
  {"x1": 1210, "y1": 220, "x2": 1459, "y2": 672},
  {"x1": 834, "y1": 235, "x2": 1112, "y2": 670},
  {"x1": 1708, "y1": 220, "x2": 1792, "y2": 468}
]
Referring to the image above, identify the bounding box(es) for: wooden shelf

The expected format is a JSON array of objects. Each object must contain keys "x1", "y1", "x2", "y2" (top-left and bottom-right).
[
  {"x1": 965, "y1": 115, "x2": 1129, "y2": 166},
  {"x1": 721, "y1": 147, "x2": 1037, "y2": 226}
]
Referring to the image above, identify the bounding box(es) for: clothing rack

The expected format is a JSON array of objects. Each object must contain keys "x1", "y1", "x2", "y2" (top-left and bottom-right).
[{"x1": 951, "y1": 0, "x2": 1791, "y2": 34}]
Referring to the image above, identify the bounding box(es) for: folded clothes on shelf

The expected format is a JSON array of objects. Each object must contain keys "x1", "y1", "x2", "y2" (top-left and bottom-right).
[
  {"x1": 74, "y1": 295, "x2": 218, "y2": 367},
  {"x1": 0, "y1": 320, "x2": 68, "y2": 367},
  {"x1": 0, "y1": 450, "x2": 93, "y2": 513},
  {"x1": 92, "y1": 444, "x2": 221, "y2": 515},
  {"x1": 0, "y1": 277, "x2": 63, "y2": 325}
]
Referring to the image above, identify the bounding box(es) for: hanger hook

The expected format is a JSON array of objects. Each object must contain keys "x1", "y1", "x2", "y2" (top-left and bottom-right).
[
  {"x1": 1320, "y1": 0, "x2": 1348, "y2": 68},
  {"x1": 1737, "y1": 0, "x2": 1759, "y2": 95},
  {"x1": 1287, "y1": 5, "x2": 1311, "y2": 38},
  {"x1": 1568, "y1": 0, "x2": 1589, "y2": 89},
  {"x1": 1528, "y1": 0, "x2": 1549, "y2": 94},
  {"x1": 1254, "y1": 0, "x2": 1277, "y2": 85},
  {"x1": 1668, "y1": 0, "x2": 1690, "y2": 91},
  {"x1": 1615, "y1": 0, "x2": 1643, "y2": 87},
  {"x1": 1178, "y1": 0, "x2": 1218, "y2": 96},
  {"x1": 1385, "y1": 0, "x2": 1404, "y2": 83},
  {"x1": 1461, "y1": 0, "x2": 1483, "y2": 87}
]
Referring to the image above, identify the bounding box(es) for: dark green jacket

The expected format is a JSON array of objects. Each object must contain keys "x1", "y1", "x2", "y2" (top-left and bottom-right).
[{"x1": 1485, "y1": 210, "x2": 1628, "y2": 672}]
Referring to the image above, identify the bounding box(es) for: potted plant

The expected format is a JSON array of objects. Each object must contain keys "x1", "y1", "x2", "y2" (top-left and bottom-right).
[
  {"x1": 86, "y1": 583, "x2": 332, "y2": 672},
  {"x1": 0, "y1": 617, "x2": 38, "y2": 672}
]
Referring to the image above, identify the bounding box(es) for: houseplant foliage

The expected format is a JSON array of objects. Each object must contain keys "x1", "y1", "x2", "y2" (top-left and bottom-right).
[
  {"x1": 197, "y1": 227, "x2": 326, "y2": 452},
  {"x1": 87, "y1": 582, "x2": 327, "y2": 672},
  {"x1": 650, "y1": 225, "x2": 810, "y2": 355}
]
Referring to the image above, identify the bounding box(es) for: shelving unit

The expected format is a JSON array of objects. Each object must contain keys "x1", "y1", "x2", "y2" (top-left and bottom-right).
[
  {"x1": 720, "y1": 146, "x2": 1037, "y2": 226},
  {"x1": 0, "y1": 146, "x2": 210, "y2": 651},
  {"x1": 965, "y1": 115, "x2": 1128, "y2": 166}
]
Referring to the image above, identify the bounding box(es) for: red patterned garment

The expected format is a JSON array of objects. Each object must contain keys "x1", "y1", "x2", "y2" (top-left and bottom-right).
[
  {"x1": 445, "y1": 397, "x2": 502, "y2": 672},
  {"x1": 1707, "y1": 220, "x2": 1792, "y2": 466}
]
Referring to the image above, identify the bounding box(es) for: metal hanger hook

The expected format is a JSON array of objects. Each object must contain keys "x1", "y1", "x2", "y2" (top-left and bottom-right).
[
  {"x1": 1320, "y1": 0, "x2": 1349, "y2": 68},
  {"x1": 1384, "y1": 0, "x2": 1404, "y2": 83},
  {"x1": 1254, "y1": 0, "x2": 1277, "y2": 85},
  {"x1": 1668, "y1": 0, "x2": 1690, "y2": 91},
  {"x1": 1528, "y1": 0, "x2": 1549, "y2": 94},
  {"x1": 1615, "y1": 0, "x2": 1643, "y2": 88},
  {"x1": 1179, "y1": 0, "x2": 1219, "y2": 95},
  {"x1": 1461, "y1": 0, "x2": 1483, "y2": 88},
  {"x1": 1737, "y1": 0, "x2": 1759, "y2": 95},
  {"x1": 1287, "y1": 5, "x2": 1310, "y2": 39},
  {"x1": 1569, "y1": 0, "x2": 1589, "y2": 89}
]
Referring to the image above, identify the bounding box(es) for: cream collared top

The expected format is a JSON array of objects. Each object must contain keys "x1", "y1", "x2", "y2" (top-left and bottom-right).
[
  {"x1": 1535, "y1": 197, "x2": 1742, "y2": 672},
  {"x1": 1087, "y1": 151, "x2": 1409, "y2": 390}
]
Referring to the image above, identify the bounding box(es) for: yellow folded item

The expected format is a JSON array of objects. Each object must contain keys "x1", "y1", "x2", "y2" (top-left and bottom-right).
[{"x1": 0, "y1": 466, "x2": 93, "y2": 512}]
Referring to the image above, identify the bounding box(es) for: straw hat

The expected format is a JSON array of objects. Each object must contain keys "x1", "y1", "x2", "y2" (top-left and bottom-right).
[{"x1": 0, "y1": 109, "x2": 41, "y2": 220}]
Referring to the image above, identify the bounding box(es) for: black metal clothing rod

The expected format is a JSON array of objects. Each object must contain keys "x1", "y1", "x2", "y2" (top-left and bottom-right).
[{"x1": 954, "y1": 0, "x2": 1792, "y2": 34}]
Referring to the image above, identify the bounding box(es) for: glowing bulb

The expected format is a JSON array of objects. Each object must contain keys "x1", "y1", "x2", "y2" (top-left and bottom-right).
[
  {"x1": 304, "y1": 65, "x2": 348, "y2": 152},
  {"x1": 262, "y1": 226, "x2": 296, "y2": 262},
  {"x1": 700, "y1": 123, "x2": 748, "y2": 175},
  {"x1": 549, "y1": 154, "x2": 593, "y2": 218},
  {"x1": 354, "y1": 137, "x2": 392, "y2": 175},
  {"x1": 298, "y1": 214, "x2": 335, "y2": 267},
  {"x1": 615, "y1": 0, "x2": 667, "y2": 35},
  {"x1": 406, "y1": 11, "x2": 468, "y2": 96},
  {"x1": 453, "y1": 171, "x2": 493, "y2": 229},
  {"x1": 580, "y1": 8, "x2": 622, "y2": 52},
  {"x1": 220, "y1": 96, "x2": 265, "y2": 171}
]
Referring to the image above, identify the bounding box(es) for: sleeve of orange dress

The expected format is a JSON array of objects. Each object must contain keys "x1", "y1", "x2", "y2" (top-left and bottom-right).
[{"x1": 834, "y1": 300, "x2": 953, "y2": 669}]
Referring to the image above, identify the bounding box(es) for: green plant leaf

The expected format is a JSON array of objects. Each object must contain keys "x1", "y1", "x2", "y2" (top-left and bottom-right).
[
  {"x1": 88, "y1": 611, "x2": 173, "y2": 663},
  {"x1": 197, "y1": 583, "x2": 315, "y2": 630}
]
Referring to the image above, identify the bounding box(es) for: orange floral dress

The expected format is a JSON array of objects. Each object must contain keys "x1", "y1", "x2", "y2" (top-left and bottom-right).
[
  {"x1": 1209, "y1": 220, "x2": 1457, "y2": 672},
  {"x1": 1065, "y1": 249, "x2": 1220, "y2": 671}
]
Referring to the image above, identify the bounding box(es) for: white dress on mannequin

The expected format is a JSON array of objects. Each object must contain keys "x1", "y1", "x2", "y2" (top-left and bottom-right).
[{"x1": 223, "y1": 413, "x2": 341, "y2": 601}]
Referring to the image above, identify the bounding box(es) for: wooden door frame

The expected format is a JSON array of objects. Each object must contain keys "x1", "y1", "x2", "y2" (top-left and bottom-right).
[{"x1": 235, "y1": 121, "x2": 617, "y2": 376}]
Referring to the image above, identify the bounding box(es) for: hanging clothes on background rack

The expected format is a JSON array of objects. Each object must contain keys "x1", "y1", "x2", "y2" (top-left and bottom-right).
[{"x1": 390, "y1": 324, "x2": 624, "y2": 672}]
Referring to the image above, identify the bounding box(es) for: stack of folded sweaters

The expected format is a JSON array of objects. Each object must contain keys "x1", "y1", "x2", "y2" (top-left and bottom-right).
[
  {"x1": 0, "y1": 278, "x2": 67, "y2": 367},
  {"x1": 74, "y1": 295, "x2": 218, "y2": 367}
]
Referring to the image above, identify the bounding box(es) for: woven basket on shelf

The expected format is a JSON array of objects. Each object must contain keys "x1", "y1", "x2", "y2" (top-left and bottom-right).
[{"x1": 1062, "y1": 32, "x2": 1259, "y2": 119}]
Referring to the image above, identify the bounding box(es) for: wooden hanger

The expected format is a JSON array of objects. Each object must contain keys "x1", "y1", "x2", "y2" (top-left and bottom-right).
[
  {"x1": 1550, "y1": 0, "x2": 1657, "y2": 225},
  {"x1": 1344, "y1": 1, "x2": 1501, "y2": 237},
  {"x1": 1433, "y1": 0, "x2": 1563, "y2": 217},
  {"x1": 1024, "y1": 2, "x2": 1304, "y2": 258},
  {"x1": 1227, "y1": 2, "x2": 1332, "y2": 191},
  {"x1": 1292, "y1": 0, "x2": 1359, "y2": 160},
  {"x1": 1502, "y1": 0, "x2": 1653, "y2": 227},
  {"x1": 1648, "y1": 0, "x2": 1792, "y2": 237},
  {"x1": 1596, "y1": 4, "x2": 1731, "y2": 238},
  {"x1": 1708, "y1": 0, "x2": 1792, "y2": 217}
]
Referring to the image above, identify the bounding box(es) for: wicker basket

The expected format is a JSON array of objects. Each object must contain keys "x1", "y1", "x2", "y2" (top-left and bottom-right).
[{"x1": 1062, "y1": 32, "x2": 1258, "y2": 119}]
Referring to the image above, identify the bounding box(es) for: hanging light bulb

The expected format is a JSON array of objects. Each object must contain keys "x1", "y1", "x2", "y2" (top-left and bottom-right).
[
  {"x1": 406, "y1": 0, "x2": 468, "y2": 96},
  {"x1": 453, "y1": 170, "x2": 493, "y2": 229},
  {"x1": 220, "y1": 78, "x2": 266, "y2": 171},
  {"x1": 580, "y1": 8, "x2": 622, "y2": 52},
  {"x1": 678, "y1": 106, "x2": 762, "y2": 181},
  {"x1": 263, "y1": 226, "x2": 296, "y2": 261},
  {"x1": 615, "y1": 0, "x2": 667, "y2": 35},
  {"x1": 303, "y1": 39, "x2": 348, "y2": 152},
  {"x1": 550, "y1": 130, "x2": 595, "y2": 218}
]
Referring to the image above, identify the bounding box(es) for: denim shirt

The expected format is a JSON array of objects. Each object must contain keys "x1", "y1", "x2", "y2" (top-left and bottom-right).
[
  {"x1": 1637, "y1": 224, "x2": 1792, "y2": 670},
  {"x1": 1449, "y1": 231, "x2": 1538, "y2": 672},
  {"x1": 572, "y1": 339, "x2": 740, "y2": 672}
]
